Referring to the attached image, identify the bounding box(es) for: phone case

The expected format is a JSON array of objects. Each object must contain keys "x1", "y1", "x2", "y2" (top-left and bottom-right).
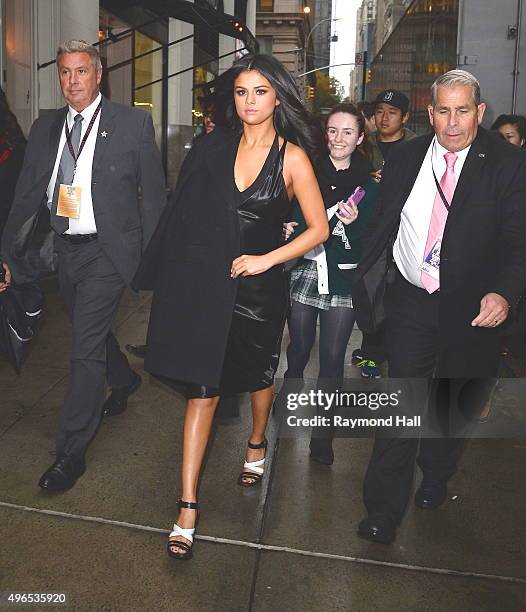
[{"x1": 348, "y1": 186, "x2": 366, "y2": 206}]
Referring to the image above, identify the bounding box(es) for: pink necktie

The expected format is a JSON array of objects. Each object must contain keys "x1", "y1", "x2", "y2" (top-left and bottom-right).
[{"x1": 421, "y1": 151, "x2": 458, "y2": 293}]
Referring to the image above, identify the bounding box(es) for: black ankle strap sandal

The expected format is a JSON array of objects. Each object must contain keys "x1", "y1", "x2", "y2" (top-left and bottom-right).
[
  {"x1": 167, "y1": 499, "x2": 200, "y2": 561},
  {"x1": 238, "y1": 438, "x2": 268, "y2": 487}
]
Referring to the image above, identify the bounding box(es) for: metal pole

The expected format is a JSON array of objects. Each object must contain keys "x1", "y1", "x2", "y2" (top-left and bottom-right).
[
  {"x1": 303, "y1": 17, "x2": 340, "y2": 94},
  {"x1": 512, "y1": 0, "x2": 523, "y2": 113},
  {"x1": 361, "y1": 50, "x2": 368, "y2": 101}
]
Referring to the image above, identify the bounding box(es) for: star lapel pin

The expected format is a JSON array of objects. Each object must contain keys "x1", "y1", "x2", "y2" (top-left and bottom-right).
[{"x1": 101, "y1": 130, "x2": 108, "y2": 138}]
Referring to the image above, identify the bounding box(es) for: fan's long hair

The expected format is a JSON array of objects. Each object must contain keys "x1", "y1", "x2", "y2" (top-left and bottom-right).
[{"x1": 220, "y1": 54, "x2": 324, "y2": 165}]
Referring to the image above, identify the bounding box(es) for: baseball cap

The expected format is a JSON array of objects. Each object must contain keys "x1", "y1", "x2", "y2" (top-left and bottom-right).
[{"x1": 374, "y1": 90, "x2": 410, "y2": 115}]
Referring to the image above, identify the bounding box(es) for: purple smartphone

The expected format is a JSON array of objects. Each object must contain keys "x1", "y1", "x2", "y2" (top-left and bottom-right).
[
  {"x1": 347, "y1": 186, "x2": 366, "y2": 206},
  {"x1": 338, "y1": 186, "x2": 366, "y2": 217}
]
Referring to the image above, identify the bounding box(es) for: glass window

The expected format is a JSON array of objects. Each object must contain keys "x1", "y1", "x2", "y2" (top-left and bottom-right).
[
  {"x1": 256, "y1": 36, "x2": 273, "y2": 56},
  {"x1": 370, "y1": 0, "x2": 459, "y2": 134},
  {"x1": 257, "y1": 0, "x2": 274, "y2": 12}
]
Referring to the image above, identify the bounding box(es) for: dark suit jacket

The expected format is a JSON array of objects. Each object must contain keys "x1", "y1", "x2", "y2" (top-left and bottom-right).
[
  {"x1": 353, "y1": 127, "x2": 526, "y2": 343},
  {"x1": 1, "y1": 96, "x2": 166, "y2": 286},
  {"x1": 133, "y1": 127, "x2": 242, "y2": 387}
]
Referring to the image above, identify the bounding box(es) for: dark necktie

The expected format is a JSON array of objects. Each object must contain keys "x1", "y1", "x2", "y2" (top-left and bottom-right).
[{"x1": 50, "y1": 113, "x2": 83, "y2": 234}]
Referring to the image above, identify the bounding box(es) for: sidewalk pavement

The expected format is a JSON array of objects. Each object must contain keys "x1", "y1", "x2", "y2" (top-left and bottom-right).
[{"x1": 1, "y1": 284, "x2": 525, "y2": 611}]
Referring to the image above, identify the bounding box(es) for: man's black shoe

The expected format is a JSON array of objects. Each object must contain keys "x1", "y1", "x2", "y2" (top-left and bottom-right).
[
  {"x1": 38, "y1": 455, "x2": 86, "y2": 491},
  {"x1": 357, "y1": 516, "x2": 396, "y2": 544},
  {"x1": 414, "y1": 482, "x2": 448, "y2": 510},
  {"x1": 125, "y1": 344, "x2": 147, "y2": 359},
  {"x1": 103, "y1": 372, "x2": 141, "y2": 417}
]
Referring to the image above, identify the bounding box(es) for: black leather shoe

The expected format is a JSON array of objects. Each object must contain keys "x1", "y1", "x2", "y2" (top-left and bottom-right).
[
  {"x1": 309, "y1": 437, "x2": 334, "y2": 465},
  {"x1": 38, "y1": 455, "x2": 86, "y2": 491},
  {"x1": 414, "y1": 482, "x2": 448, "y2": 510},
  {"x1": 103, "y1": 372, "x2": 141, "y2": 417},
  {"x1": 358, "y1": 516, "x2": 396, "y2": 544},
  {"x1": 125, "y1": 344, "x2": 147, "y2": 359}
]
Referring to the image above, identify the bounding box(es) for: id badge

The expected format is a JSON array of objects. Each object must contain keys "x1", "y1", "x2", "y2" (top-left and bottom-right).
[
  {"x1": 420, "y1": 238, "x2": 441, "y2": 280},
  {"x1": 57, "y1": 184, "x2": 82, "y2": 219}
]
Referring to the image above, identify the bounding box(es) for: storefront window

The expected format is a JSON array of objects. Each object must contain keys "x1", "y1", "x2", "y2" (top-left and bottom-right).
[
  {"x1": 370, "y1": 0, "x2": 459, "y2": 133},
  {"x1": 134, "y1": 31, "x2": 163, "y2": 149}
]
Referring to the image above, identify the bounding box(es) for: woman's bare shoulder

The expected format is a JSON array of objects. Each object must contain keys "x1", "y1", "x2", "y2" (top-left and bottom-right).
[{"x1": 283, "y1": 141, "x2": 310, "y2": 166}]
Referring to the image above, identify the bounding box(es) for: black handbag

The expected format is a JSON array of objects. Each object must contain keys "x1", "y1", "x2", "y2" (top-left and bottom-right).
[{"x1": 13, "y1": 199, "x2": 57, "y2": 278}]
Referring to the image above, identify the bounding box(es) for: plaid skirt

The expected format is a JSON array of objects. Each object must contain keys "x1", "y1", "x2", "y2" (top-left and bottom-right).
[{"x1": 289, "y1": 260, "x2": 353, "y2": 310}]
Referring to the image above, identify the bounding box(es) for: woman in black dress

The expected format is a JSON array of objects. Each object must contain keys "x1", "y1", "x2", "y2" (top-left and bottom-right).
[{"x1": 134, "y1": 54, "x2": 328, "y2": 560}]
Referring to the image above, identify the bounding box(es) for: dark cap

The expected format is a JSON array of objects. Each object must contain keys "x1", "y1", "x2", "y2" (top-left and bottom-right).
[{"x1": 374, "y1": 90, "x2": 410, "y2": 114}]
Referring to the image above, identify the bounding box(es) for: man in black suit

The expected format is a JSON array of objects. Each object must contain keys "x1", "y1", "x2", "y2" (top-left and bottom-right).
[
  {"x1": 353, "y1": 70, "x2": 526, "y2": 543},
  {"x1": 0, "y1": 40, "x2": 165, "y2": 490}
]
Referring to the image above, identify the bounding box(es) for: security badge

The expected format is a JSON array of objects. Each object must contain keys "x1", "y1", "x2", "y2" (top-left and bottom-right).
[
  {"x1": 57, "y1": 184, "x2": 82, "y2": 219},
  {"x1": 420, "y1": 238, "x2": 441, "y2": 280}
]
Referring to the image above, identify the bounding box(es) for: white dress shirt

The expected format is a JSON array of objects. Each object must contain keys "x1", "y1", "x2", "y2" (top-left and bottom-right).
[
  {"x1": 46, "y1": 92, "x2": 102, "y2": 235},
  {"x1": 392, "y1": 136, "x2": 471, "y2": 288}
]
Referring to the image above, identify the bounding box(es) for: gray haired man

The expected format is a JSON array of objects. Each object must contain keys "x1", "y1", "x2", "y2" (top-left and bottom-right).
[
  {"x1": 0, "y1": 40, "x2": 166, "y2": 490},
  {"x1": 352, "y1": 70, "x2": 526, "y2": 543}
]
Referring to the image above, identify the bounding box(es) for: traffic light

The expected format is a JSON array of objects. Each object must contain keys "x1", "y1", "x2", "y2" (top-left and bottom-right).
[
  {"x1": 306, "y1": 85, "x2": 315, "y2": 99},
  {"x1": 365, "y1": 69, "x2": 372, "y2": 84}
]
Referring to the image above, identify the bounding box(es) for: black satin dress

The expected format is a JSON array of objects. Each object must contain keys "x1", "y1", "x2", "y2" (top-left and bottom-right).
[{"x1": 186, "y1": 134, "x2": 291, "y2": 398}]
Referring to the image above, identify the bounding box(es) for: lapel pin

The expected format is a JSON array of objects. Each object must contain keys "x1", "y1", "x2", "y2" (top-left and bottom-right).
[
  {"x1": 478, "y1": 153, "x2": 485, "y2": 158},
  {"x1": 101, "y1": 131, "x2": 108, "y2": 138}
]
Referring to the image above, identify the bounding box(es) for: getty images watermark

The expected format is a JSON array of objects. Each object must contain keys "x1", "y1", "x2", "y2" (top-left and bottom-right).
[
  {"x1": 286, "y1": 389, "x2": 421, "y2": 429},
  {"x1": 273, "y1": 378, "x2": 526, "y2": 438}
]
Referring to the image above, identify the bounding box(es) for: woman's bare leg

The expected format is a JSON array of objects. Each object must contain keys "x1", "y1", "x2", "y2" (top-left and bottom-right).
[
  {"x1": 240, "y1": 385, "x2": 274, "y2": 484},
  {"x1": 171, "y1": 396, "x2": 220, "y2": 552}
]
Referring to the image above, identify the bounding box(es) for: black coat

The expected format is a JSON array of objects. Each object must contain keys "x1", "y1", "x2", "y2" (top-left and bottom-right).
[
  {"x1": 353, "y1": 128, "x2": 526, "y2": 344},
  {"x1": 134, "y1": 128, "x2": 244, "y2": 387}
]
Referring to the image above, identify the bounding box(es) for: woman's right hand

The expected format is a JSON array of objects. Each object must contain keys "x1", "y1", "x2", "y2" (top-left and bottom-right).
[{"x1": 282, "y1": 221, "x2": 298, "y2": 241}]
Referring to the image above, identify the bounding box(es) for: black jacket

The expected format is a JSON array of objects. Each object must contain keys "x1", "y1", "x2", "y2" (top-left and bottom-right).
[
  {"x1": 1, "y1": 97, "x2": 166, "y2": 285},
  {"x1": 353, "y1": 128, "x2": 526, "y2": 340}
]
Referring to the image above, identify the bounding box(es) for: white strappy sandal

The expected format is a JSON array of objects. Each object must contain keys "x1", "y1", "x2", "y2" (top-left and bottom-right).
[
  {"x1": 167, "y1": 500, "x2": 199, "y2": 561},
  {"x1": 237, "y1": 438, "x2": 268, "y2": 487}
]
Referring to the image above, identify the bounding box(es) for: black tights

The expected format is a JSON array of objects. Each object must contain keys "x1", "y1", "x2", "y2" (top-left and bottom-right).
[{"x1": 285, "y1": 300, "x2": 356, "y2": 383}]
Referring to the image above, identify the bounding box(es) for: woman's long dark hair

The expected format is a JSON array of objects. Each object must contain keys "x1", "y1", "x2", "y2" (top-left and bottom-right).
[
  {"x1": 0, "y1": 86, "x2": 25, "y2": 145},
  {"x1": 220, "y1": 54, "x2": 324, "y2": 164}
]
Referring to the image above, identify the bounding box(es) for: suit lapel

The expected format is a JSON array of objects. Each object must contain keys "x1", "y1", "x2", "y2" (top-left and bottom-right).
[
  {"x1": 449, "y1": 130, "x2": 487, "y2": 211},
  {"x1": 92, "y1": 96, "x2": 116, "y2": 175},
  {"x1": 393, "y1": 133, "x2": 434, "y2": 217},
  {"x1": 47, "y1": 107, "x2": 68, "y2": 173}
]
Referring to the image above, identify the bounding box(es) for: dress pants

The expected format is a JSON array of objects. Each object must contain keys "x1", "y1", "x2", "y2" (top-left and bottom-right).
[
  {"x1": 363, "y1": 268, "x2": 500, "y2": 524},
  {"x1": 55, "y1": 237, "x2": 135, "y2": 458}
]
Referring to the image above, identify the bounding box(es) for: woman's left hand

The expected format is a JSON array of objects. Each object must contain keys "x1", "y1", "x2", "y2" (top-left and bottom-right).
[
  {"x1": 335, "y1": 200, "x2": 359, "y2": 225},
  {"x1": 231, "y1": 254, "x2": 273, "y2": 278}
]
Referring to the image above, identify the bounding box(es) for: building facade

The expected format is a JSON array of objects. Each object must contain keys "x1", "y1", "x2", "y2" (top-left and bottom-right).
[
  {"x1": 369, "y1": 0, "x2": 526, "y2": 133},
  {"x1": 308, "y1": 0, "x2": 332, "y2": 76},
  {"x1": 1, "y1": 0, "x2": 257, "y2": 186},
  {"x1": 350, "y1": 0, "x2": 377, "y2": 101},
  {"x1": 255, "y1": 0, "x2": 310, "y2": 84}
]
